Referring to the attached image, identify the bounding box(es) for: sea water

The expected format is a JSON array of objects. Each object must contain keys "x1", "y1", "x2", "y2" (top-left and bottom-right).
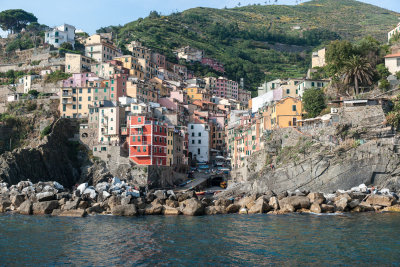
[{"x1": 1, "y1": 213, "x2": 400, "y2": 266}]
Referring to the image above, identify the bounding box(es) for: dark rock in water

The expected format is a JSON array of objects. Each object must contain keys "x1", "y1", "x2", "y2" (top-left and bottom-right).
[
  {"x1": 111, "y1": 204, "x2": 137, "y2": 216},
  {"x1": 0, "y1": 198, "x2": 11, "y2": 212},
  {"x1": 87, "y1": 203, "x2": 103, "y2": 214},
  {"x1": 32, "y1": 200, "x2": 59, "y2": 215},
  {"x1": 144, "y1": 202, "x2": 163, "y2": 215},
  {"x1": 201, "y1": 198, "x2": 213, "y2": 207},
  {"x1": 36, "y1": 192, "x2": 55, "y2": 202},
  {"x1": 321, "y1": 204, "x2": 335, "y2": 213},
  {"x1": 78, "y1": 201, "x2": 90, "y2": 210},
  {"x1": 279, "y1": 196, "x2": 310, "y2": 210},
  {"x1": 59, "y1": 209, "x2": 87, "y2": 217},
  {"x1": 11, "y1": 194, "x2": 25, "y2": 208},
  {"x1": 145, "y1": 193, "x2": 156, "y2": 203},
  {"x1": 56, "y1": 192, "x2": 70, "y2": 201},
  {"x1": 226, "y1": 204, "x2": 241, "y2": 214},
  {"x1": 181, "y1": 198, "x2": 204, "y2": 216},
  {"x1": 18, "y1": 200, "x2": 32, "y2": 215}
]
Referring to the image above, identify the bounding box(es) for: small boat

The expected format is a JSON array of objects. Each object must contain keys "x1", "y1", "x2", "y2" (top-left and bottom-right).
[{"x1": 195, "y1": 191, "x2": 205, "y2": 195}]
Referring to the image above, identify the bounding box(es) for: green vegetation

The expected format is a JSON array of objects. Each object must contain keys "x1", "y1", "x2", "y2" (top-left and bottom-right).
[
  {"x1": 44, "y1": 71, "x2": 71, "y2": 83},
  {"x1": 386, "y1": 95, "x2": 400, "y2": 130},
  {"x1": 341, "y1": 55, "x2": 374, "y2": 95},
  {"x1": 0, "y1": 9, "x2": 37, "y2": 34},
  {"x1": 5, "y1": 34, "x2": 34, "y2": 52},
  {"x1": 302, "y1": 88, "x2": 326, "y2": 118},
  {"x1": 102, "y1": 0, "x2": 398, "y2": 92},
  {"x1": 40, "y1": 125, "x2": 52, "y2": 138},
  {"x1": 0, "y1": 70, "x2": 26, "y2": 84}
]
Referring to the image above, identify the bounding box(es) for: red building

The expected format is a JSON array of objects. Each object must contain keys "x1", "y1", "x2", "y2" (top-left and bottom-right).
[{"x1": 127, "y1": 116, "x2": 167, "y2": 166}]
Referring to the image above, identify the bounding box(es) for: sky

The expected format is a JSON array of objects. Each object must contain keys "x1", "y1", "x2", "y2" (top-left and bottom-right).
[{"x1": 0, "y1": 0, "x2": 399, "y2": 36}]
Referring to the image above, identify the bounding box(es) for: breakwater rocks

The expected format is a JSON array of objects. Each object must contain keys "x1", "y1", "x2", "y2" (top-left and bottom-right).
[{"x1": 1, "y1": 180, "x2": 400, "y2": 217}]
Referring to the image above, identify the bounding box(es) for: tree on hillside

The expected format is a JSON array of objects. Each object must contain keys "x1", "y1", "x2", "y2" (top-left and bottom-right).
[
  {"x1": 302, "y1": 88, "x2": 326, "y2": 118},
  {"x1": 325, "y1": 40, "x2": 354, "y2": 75},
  {"x1": 0, "y1": 9, "x2": 37, "y2": 34},
  {"x1": 342, "y1": 55, "x2": 374, "y2": 95}
]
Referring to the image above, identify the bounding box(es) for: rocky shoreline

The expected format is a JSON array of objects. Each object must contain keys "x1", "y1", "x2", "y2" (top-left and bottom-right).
[{"x1": 1, "y1": 179, "x2": 400, "y2": 217}]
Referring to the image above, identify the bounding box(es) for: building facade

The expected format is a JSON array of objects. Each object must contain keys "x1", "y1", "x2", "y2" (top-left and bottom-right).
[
  {"x1": 188, "y1": 123, "x2": 210, "y2": 163},
  {"x1": 45, "y1": 24, "x2": 75, "y2": 48}
]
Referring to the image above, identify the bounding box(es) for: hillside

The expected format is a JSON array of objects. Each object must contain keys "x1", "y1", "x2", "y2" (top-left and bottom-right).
[{"x1": 107, "y1": 0, "x2": 399, "y2": 92}]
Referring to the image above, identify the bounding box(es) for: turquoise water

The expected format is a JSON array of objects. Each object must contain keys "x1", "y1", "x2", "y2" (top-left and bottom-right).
[{"x1": 1, "y1": 213, "x2": 400, "y2": 266}]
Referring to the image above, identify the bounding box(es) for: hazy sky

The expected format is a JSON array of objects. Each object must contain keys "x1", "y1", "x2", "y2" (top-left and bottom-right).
[{"x1": 0, "y1": 0, "x2": 399, "y2": 36}]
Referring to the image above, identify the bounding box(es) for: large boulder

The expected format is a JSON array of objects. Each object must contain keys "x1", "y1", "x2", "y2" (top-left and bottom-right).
[
  {"x1": 111, "y1": 204, "x2": 137, "y2": 216},
  {"x1": 205, "y1": 206, "x2": 226, "y2": 215},
  {"x1": 87, "y1": 203, "x2": 104, "y2": 214},
  {"x1": 177, "y1": 191, "x2": 196, "y2": 202},
  {"x1": 11, "y1": 194, "x2": 25, "y2": 208},
  {"x1": 280, "y1": 204, "x2": 295, "y2": 213},
  {"x1": 307, "y1": 192, "x2": 325, "y2": 205},
  {"x1": 144, "y1": 202, "x2": 163, "y2": 215},
  {"x1": 334, "y1": 196, "x2": 348, "y2": 212},
  {"x1": 365, "y1": 195, "x2": 395, "y2": 207},
  {"x1": 214, "y1": 198, "x2": 233, "y2": 208},
  {"x1": 226, "y1": 203, "x2": 241, "y2": 214},
  {"x1": 165, "y1": 199, "x2": 179, "y2": 208},
  {"x1": 36, "y1": 192, "x2": 55, "y2": 202},
  {"x1": 279, "y1": 196, "x2": 310, "y2": 210},
  {"x1": 154, "y1": 190, "x2": 167, "y2": 200},
  {"x1": 181, "y1": 198, "x2": 204, "y2": 216},
  {"x1": 248, "y1": 197, "x2": 270, "y2": 214},
  {"x1": 18, "y1": 200, "x2": 32, "y2": 215},
  {"x1": 237, "y1": 196, "x2": 256, "y2": 209},
  {"x1": 269, "y1": 196, "x2": 279, "y2": 210},
  {"x1": 321, "y1": 204, "x2": 335, "y2": 213},
  {"x1": 0, "y1": 198, "x2": 11, "y2": 212},
  {"x1": 63, "y1": 198, "x2": 80, "y2": 211},
  {"x1": 163, "y1": 206, "x2": 181, "y2": 215},
  {"x1": 310, "y1": 203, "x2": 322, "y2": 213},
  {"x1": 32, "y1": 200, "x2": 59, "y2": 215},
  {"x1": 58, "y1": 209, "x2": 87, "y2": 217}
]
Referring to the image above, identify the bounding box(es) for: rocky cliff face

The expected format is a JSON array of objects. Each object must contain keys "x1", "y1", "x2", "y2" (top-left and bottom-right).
[
  {"x1": 229, "y1": 106, "x2": 400, "y2": 196},
  {"x1": 0, "y1": 119, "x2": 83, "y2": 187}
]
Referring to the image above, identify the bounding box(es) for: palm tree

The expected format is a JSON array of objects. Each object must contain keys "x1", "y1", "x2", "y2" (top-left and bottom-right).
[{"x1": 342, "y1": 55, "x2": 374, "y2": 95}]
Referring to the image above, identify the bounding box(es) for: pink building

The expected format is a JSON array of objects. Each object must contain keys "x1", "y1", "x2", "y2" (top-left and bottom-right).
[
  {"x1": 213, "y1": 77, "x2": 239, "y2": 100},
  {"x1": 103, "y1": 73, "x2": 129, "y2": 101},
  {"x1": 170, "y1": 90, "x2": 188, "y2": 104},
  {"x1": 151, "y1": 52, "x2": 166, "y2": 68},
  {"x1": 201, "y1": 58, "x2": 224, "y2": 73},
  {"x1": 63, "y1": 72, "x2": 100, "y2": 87}
]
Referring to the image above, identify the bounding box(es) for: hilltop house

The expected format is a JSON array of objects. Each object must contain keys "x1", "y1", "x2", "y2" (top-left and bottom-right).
[
  {"x1": 45, "y1": 24, "x2": 76, "y2": 48},
  {"x1": 384, "y1": 53, "x2": 400, "y2": 75},
  {"x1": 388, "y1": 23, "x2": 400, "y2": 42}
]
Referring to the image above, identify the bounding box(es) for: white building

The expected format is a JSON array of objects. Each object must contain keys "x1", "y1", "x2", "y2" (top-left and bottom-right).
[
  {"x1": 384, "y1": 53, "x2": 400, "y2": 75},
  {"x1": 175, "y1": 46, "x2": 204, "y2": 62},
  {"x1": 297, "y1": 79, "x2": 330, "y2": 97},
  {"x1": 388, "y1": 23, "x2": 400, "y2": 42},
  {"x1": 45, "y1": 24, "x2": 76, "y2": 48},
  {"x1": 258, "y1": 79, "x2": 282, "y2": 97},
  {"x1": 19, "y1": 75, "x2": 39, "y2": 94},
  {"x1": 188, "y1": 123, "x2": 210, "y2": 163},
  {"x1": 311, "y1": 48, "x2": 326, "y2": 69},
  {"x1": 85, "y1": 34, "x2": 122, "y2": 63},
  {"x1": 98, "y1": 102, "x2": 124, "y2": 144}
]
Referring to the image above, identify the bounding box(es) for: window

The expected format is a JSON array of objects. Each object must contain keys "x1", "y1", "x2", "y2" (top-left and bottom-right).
[
  {"x1": 68, "y1": 65, "x2": 70, "y2": 70},
  {"x1": 72, "y1": 105, "x2": 76, "y2": 110},
  {"x1": 286, "y1": 89, "x2": 290, "y2": 94},
  {"x1": 73, "y1": 97, "x2": 76, "y2": 101},
  {"x1": 111, "y1": 87, "x2": 114, "y2": 91},
  {"x1": 88, "y1": 96, "x2": 91, "y2": 101},
  {"x1": 78, "y1": 97, "x2": 82, "y2": 101},
  {"x1": 138, "y1": 117, "x2": 141, "y2": 122},
  {"x1": 62, "y1": 105, "x2": 66, "y2": 112},
  {"x1": 311, "y1": 82, "x2": 315, "y2": 87},
  {"x1": 132, "y1": 136, "x2": 135, "y2": 142},
  {"x1": 198, "y1": 148, "x2": 201, "y2": 155},
  {"x1": 55, "y1": 39, "x2": 59, "y2": 43},
  {"x1": 138, "y1": 136, "x2": 141, "y2": 142},
  {"x1": 137, "y1": 147, "x2": 141, "y2": 152},
  {"x1": 198, "y1": 132, "x2": 201, "y2": 137},
  {"x1": 72, "y1": 89, "x2": 76, "y2": 94},
  {"x1": 192, "y1": 133, "x2": 194, "y2": 137},
  {"x1": 88, "y1": 88, "x2": 91, "y2": 93},
  {"x1": 198, "y1": 140, "x2": 201, "y2": 144},
  {"x1": 292, "y1": 105, "x2": 297, "y2": 111},
  {"x1": 79, "y1": 88, "x2": 82, "y2": 94},
  {"x1": 143, "y1": 147, "x2": 146, "y2": 152},
  {"x1": 192, "y1": 140, "x2": 195, "y2": 144},
  {"x1": 397, "y1": 58, "x2": 400, "y2": 67}
]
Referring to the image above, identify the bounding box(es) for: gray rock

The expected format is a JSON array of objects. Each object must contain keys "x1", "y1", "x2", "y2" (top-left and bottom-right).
[
  {"x1": 144, "y1": 202, "x2": 163, "y2": 215},
  {"x1": 214, "y1": 198, "x2": 232, "y2": 207},
  {"x1": 0, "y1": 198, "x2": 11, "y2": 212},
  {"x1": 63, "y1": 198, "x2": 80, "y2": 210},
  {"x1": 269, "y1": 196, "x2": 280, "y2": 210},
  {"x1": 111, "y1": 204, "x2": 137, "y2": 216},
  {"x1": 226, "y1": 203, "x2": 241, "y2": 213},
  {"x1": 11, "y1": 194, "x2": 25, "y2": 208},
  {"x1": 154, "y1": 190, "x2": 167, "y2": 200},
  {"x1": 248, "y1": 197, "x2": 270, "y2": 214},
  {"x1": 279, "y1": 196, "x2": 310, "y2": 210},
  {"x1": 310, "y1": 203, "x2": 322, "y2": 213},
  {"x1": 205, "y1": 206, "x2": 226, "y2": 215},
  {"x1": 335, "y1": 197, "x2": 348, "y2": 212},
  {"x1": 18, "y1": 200, "x2": 32, "y2": 215},
  {"x1": 348, "y1": 199, "x2": 361, "y2": 209},
  {"x1": 163, "y1": 206, "x2": 181, "y2": 215},
  {"x1": 321, "y1": 204, "x2": 335, "y2": 213},
  {"x1": 307, "y1": 192, "x2": 326, "y2": 205},
  {"x1": 121, "y1": 196, "x2": 132, "y2": 206},
  {"x1": 365, "y1": 195, "x2": 394, "y2": 207},
  {"x1": 36, "y1": 192, "x2": 55, "y2": 202},
  {"x1": 87, "y1": 203, "x2": 104, "y2": 214},
  {"x1": 181, "y1": 198, "x2": 204, "y2": 216},
  {"x1": 32, "y1": 200, "x2": 59, "y2": 215},
  {"x1": 59, "y1": 209, "x2": 87, "y2": 217}
]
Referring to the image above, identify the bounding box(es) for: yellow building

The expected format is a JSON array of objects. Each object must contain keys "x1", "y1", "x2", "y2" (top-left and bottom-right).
[
  {"x1": 65, "y1": 53, "x2": 92, "y2": 74},
  {"x1": 60, "y1": 86, "x2": 110, "y2": 118},
  {"x1": 114, "y1": 55, "x2": 145, "y2": 79},
  {"x1": 269, "y1": 97, "x2": 303, "y2": 129},
  {"x1": 184, "y1": 87, "x2": 211, "y2": 102},
  {"x1": 126, "y1": 80, "x2": 158, "y2": 103},
  {"x1": 281, "y1": 79, "x2": 303, "y2": 98}
]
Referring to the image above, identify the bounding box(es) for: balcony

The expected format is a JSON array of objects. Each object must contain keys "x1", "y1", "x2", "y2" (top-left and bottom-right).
[{"x1": 62, "y1": 99, "x2": 72, "y2": 104}]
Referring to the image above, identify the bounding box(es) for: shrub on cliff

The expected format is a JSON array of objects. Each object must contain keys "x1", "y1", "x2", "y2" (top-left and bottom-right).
[{"x1": 302, "y1": 88, "x2": 326, "y2": 118}]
